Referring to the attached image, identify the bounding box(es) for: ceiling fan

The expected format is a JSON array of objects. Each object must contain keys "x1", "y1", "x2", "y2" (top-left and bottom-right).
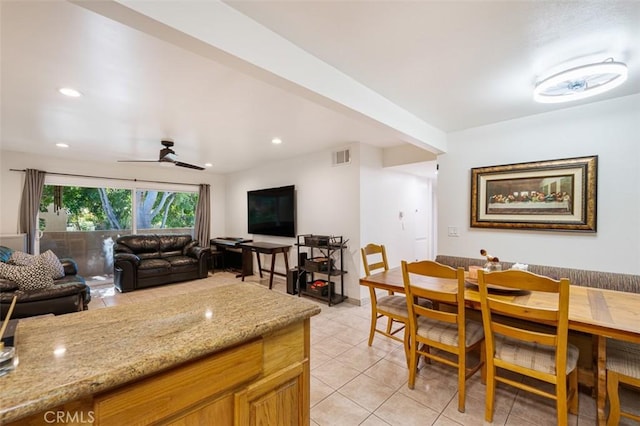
[{"x1": 118, "y1": 140, "x2": 205, "y2": 170}]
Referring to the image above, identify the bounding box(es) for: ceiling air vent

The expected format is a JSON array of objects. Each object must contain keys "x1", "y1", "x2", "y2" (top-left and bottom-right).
[{"x1": 332, "y1": 148, "x2": 351, "y2": 166}]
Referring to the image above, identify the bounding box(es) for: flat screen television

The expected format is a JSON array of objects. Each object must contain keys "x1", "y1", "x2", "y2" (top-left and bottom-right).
[{"x1": 247, "y1": 185, "x2": 296, "y2": 237}]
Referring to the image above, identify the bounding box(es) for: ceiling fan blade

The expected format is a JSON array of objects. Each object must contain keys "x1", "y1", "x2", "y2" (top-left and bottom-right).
[
  {"x1": 117, "y1": 140, "x2": 203, "y2": 170},
  {"x1": 174, "y1": 161, "x2": 205, "y2": 171}
]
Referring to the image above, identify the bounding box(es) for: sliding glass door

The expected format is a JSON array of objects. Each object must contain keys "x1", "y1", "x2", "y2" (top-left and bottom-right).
[
  {"x1": 38, "y1": 179, "x2": 198, "y2": 281},
  {"x1": 135, "y1": 189, "x2": 198, "y2": 235}
]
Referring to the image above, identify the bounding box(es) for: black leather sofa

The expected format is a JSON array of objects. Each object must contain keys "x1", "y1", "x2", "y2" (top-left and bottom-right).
[
  {"x1": 113, "y1": 234, "x2": 210, "y2": 293},
  {"x1": 0, "y1": 247, "x2": 90, "y2": 320}
]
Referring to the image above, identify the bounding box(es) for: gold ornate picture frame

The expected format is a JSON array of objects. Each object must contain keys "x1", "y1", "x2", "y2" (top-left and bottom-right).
[{"x1": 470, "y1": 156, "x2": 597, "y2": 232}]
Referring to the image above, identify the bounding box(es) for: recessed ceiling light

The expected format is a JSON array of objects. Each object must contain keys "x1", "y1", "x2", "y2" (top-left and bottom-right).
[
  {"x1": 204, "y1": 163, "x2": 213, "y2": 167},
  {"x1": 533, "y1": 58, "x2": 628, "y2": 104},
  {"x1": 56, "y1": 143, "x2": 69, "y2": 148},
  {"x1": 271, "y1": 138, "x2": 282, "y2": 145},
  {"x1": 59, "y1": 87, "x2": 82, "y2": 97}
]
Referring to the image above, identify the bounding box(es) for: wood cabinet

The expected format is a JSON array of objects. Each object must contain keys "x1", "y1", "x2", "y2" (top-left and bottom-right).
[{"x1": 8, "y1": 320, "x2": 310, "y2": 426}]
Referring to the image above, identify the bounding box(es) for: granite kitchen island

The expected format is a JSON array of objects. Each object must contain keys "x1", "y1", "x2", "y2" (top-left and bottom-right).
[{"x1": 0, "y1": 283, "x2": 321, "y2": 425}]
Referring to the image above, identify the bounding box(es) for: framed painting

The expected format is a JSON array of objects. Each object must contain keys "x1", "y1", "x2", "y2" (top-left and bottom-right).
[{"x1": 470, "y1": 156, "x2": 597, "y2": 232}]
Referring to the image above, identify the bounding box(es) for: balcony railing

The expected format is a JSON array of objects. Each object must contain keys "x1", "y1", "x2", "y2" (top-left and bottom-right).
[{"x1": 40, "y1": 228, "x2": 195, "y2": 278}]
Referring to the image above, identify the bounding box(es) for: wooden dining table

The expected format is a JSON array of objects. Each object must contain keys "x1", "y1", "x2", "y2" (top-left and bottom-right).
[{"x1": 360, "y1": 267, "x2": 640, "y2": 426}]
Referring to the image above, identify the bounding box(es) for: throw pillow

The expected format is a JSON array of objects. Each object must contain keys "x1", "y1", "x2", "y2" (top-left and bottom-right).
[
  {"x1": 39, "y1": 250, "x2": 65, "y2": 279},
  {"x1": 9, "y1": 250, "x2": 35, "y2": 266},
  {"x1": 0, "y1": 245, "x2": 14, "y2": 263},
  {"x1": 0, "y1": 257, "x2": 54, "y2": 291},
  {"x1": 0, "y1": 262, "x2": 16, "y2": 281}
]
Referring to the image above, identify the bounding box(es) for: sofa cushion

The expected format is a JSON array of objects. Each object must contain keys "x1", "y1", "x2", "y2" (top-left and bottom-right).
[
  {"x1": 0, "y1": 278, "x2": 19, "y2": 292},
  {"x1": 55, "y1": 274, "x2": 86, "y2": 286},
  {"x1": 1, "y1": 282, "x2": 87, "y2": 303},
  {"x1": 182, "y1": 240, "x2": 198, "y2": 255},
  {"x1": 166, "y1": 256, "x2": 197, "y2": 267},
  {"x1": 138, "y1": 258, "x2": 171, "y2": 270},
  {"x1": 162, "y1": 249, "x2": 183, "y2": 258},
  {"x1": 166, "y1": 256, "x2": 198, "y2": 274},
  {"x1": 137, "y1": 251, "x2": 162, "y2": 260},
  {"x1": 0, "y1": 257, "x2": 54, "y2": 291},
  {"x1": 116, "y1": 235, "x2": 160, "y2": 254},
  {"x1": 159, "y1": 234, "x2": 193, "y2": 253},
  {"x1": 136, "y1": 258, "x2": 171, "y2": 279}
]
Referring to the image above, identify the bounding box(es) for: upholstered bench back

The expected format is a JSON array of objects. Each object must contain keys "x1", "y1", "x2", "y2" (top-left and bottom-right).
[{"x1": 435, "y1": 255, "x2": 640, "y2": 294}]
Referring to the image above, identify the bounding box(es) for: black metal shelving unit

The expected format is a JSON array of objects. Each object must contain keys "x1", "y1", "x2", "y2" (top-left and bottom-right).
[{"x1": 296, "y1": 234, "x2": 347, "y2": 306}]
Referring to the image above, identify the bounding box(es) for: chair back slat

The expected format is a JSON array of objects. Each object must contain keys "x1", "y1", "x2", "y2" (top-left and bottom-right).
[
  {"x1": 416, "y1": 305, "x2": 458, "y2": 324},
  {"x1": 410, "y1": 286, "x2": 458, "y2": 305},
  {"x1": 492, "y1": 322, "x2": 558, "y2": 347},
  {"x1": 404, "y1": 259, "x2": 458, "y2": 279},
  {"x1": 367, "y1": 260, "x2": 386, "y2": 273},
  {"x1": 482, "y1": 269, "x2": 561, "y2": 293},
  {"x1": 361, "y1": 243, "x2": 389, "y2": 277},
  {"x1": 403, "y1": 260, "x2": 463, "y2": 307},
  {"x1": 489, "y1": 298, "x2": 560, "y2": 323}
]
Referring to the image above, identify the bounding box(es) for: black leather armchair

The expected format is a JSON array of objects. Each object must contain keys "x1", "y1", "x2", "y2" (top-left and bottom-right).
[
  {"x1": 113, "y1": 234, "x2": 210, "y2": 293},
  {"x1": 0, "y1": 255, "x2": 90, "y2": 320}
]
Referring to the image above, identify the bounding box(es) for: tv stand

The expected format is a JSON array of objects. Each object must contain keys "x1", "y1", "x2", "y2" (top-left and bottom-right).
[{"x1": 210, "y1": 237, "x2": 253, "y2": 277}]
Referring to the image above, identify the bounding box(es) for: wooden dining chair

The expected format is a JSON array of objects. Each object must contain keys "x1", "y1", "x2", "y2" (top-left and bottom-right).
[
  {"x1": 478, "y1": 269, "x2": 579, "y2": 424},
  {"x1": 361, "y1": 244, "x2": 408, "y2": 350},
  {"x1": 606, "y1": 339, "x2": 640, "y2": 425},
  {"x1": 401, "y1": 260, "x2": 485, "y2": 413}
]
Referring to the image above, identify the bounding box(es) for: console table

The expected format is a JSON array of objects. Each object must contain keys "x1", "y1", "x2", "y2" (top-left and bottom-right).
[{"x1": 239, "y1": 242, "x2": 291, "y2": 289}]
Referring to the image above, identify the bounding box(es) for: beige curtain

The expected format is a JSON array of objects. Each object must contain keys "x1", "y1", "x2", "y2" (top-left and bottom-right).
[
  {"x1": 19, "y1": 169, "x2": 46, "y2": 254},
  {"x1": 194, "y1": 184, "x2": 210, "y2": 247}
]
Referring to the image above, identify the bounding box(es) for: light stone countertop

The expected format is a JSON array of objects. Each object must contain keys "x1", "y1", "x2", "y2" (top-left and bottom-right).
[{"x1": 0, "y1": 283, "x2": 321, "y2": 423}]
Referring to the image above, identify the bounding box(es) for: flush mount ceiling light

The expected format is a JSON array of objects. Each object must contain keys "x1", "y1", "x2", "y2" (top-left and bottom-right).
[
  {"x1": 533, "y1": 58, "x2": 628, "y2": 104},
  {"x1": 271, "y1": 138, "x2": 282, "y2": 145}
]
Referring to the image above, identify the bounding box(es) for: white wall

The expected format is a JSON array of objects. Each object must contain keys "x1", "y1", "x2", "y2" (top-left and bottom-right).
[
  {"x1": 0, "y1": 150, "x2": 226, "y2": 239},
  {"x1": 437, "y1": 94, "x2": 640, "y2": 274},
  {"x1": 225, "y1": 143, "x2": 361, "y2": 300},
  {"x1": 359, "y1": 143, "x2": 437, "y2": 300}
]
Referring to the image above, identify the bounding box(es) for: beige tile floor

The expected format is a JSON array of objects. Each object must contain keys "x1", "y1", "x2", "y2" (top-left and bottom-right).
[{"x1": 88, "y1": 272, "x2": 639, "y2": 426}]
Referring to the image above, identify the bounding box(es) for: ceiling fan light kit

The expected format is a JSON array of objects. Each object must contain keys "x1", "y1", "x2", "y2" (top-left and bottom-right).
[
  {"x1": 58, "y1": 87, "x2": 82, "y2": 97},
  {"x1": 533, "y1": 58, "x2": 628, "y2": 104}
]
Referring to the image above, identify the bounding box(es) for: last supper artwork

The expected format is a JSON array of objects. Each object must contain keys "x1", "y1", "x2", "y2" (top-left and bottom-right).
[{"x1": 485, "y1": 175, "x2": 574, "y2": 215}]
